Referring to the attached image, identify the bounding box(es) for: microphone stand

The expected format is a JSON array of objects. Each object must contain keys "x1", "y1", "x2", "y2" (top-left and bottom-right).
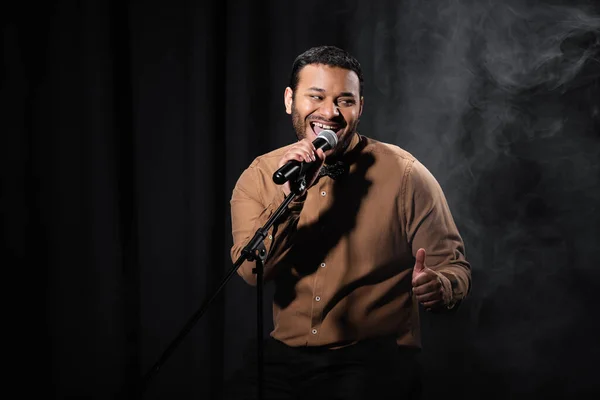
[{"x1": 139, "y1": 177, "x2": 306, "y2": 400}]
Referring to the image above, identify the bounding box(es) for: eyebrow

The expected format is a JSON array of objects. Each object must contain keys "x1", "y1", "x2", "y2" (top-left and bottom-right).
[{"x1": 306, "y1": 87, "x2": 356, "y2": 97}]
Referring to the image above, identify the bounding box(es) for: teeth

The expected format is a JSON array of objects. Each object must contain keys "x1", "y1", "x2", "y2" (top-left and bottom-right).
[{"x1": 314, "y1": 122, "x2": 336, "y2": 130}]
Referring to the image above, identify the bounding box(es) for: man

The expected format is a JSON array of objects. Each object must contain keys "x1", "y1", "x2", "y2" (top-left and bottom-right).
[{"x1": 226, "y1": 46, "x2": 471, "y2": 400}]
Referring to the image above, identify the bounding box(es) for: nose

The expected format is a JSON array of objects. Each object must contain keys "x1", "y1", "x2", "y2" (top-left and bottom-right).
[{"x1": 319, "y1": 99, "x2": 339, "y2": 119}]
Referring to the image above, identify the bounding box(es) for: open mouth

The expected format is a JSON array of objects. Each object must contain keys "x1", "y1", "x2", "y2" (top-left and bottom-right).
[{"x1": 310, "y1": 121, "x2": 344, "y2": 136}]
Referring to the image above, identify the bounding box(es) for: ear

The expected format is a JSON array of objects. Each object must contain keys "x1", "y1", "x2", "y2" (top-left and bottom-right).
[
  {"x1": 359, "y1": 96, "x2": 364, "y2": 117},
  {"x1": 284, "y1": 87, "x2": 293, "y2": 115}
]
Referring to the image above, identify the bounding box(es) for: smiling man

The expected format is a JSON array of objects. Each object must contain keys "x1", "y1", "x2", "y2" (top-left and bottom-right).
[
  {"x1": 227, "y1": 46, "x2": 471, "y2": 400},
  {"x1": 287, "y1": 62, "x2": 362, "y2": 156}
]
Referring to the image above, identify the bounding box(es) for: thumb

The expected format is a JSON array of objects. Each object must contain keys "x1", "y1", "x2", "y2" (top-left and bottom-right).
[
  {"x1": 308, "y1": 148, "x2": 326, "y2": 185},
  {"x1": 315, "y1": 148, "x2": 326, "y2": 165},
  {"x1": 412, "y1": 248, "x2": 426, "y2": 277}
]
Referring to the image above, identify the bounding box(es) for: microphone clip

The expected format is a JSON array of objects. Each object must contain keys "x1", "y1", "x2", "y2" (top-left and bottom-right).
[{"x1": 290, "y1": 175, "x2": 307, "y2": 195}]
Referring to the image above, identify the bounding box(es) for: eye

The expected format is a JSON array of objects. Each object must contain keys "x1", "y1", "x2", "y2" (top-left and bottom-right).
[
  {"x1": 338, "y1": 99, "x2": 356, "y2": 106},
  {"x1": 310, "y1": 95, "x2": 322, "y2": 100}
]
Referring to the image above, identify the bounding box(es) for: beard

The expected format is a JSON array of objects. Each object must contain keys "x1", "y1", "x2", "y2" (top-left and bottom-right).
[
  {"x1": 291, "y1": 101, "x2": 359, "y2": 161},
  {"x1": 291, "y1": 101, "x2": 309, "y2": 141}
]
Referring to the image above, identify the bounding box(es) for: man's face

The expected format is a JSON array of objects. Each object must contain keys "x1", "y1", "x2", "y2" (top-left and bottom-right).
[{"x1": 284, "y1": 64, "x2": 363, "y2": 159}]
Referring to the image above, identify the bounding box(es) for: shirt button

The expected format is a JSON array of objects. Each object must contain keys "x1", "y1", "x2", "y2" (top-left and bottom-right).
[
  {"x1": 311, "y1": 329, "x2": 318, "y2": 334},
  {"x1": 321, "y1": 191, "x2": 326, "y2": 197},
  {"x1": 315, "y1": 296, "x2": 321, "y2": 302},
  {"x1": 268, "y1": 234, "x2": 272, "y2": 240},
  {"x1": 320, "y1": 263, "x2": 326, "y2": 268}
]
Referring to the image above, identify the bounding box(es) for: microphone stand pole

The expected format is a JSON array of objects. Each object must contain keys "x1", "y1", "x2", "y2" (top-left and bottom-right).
[{"x1": 139, "y1": 178, "x2": 305, "y2": 400}]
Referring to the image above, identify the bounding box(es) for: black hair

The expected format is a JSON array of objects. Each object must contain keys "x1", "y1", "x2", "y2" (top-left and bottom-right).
[{"x1": 288, "y1": 45, "x2": 364, "y2": 96}]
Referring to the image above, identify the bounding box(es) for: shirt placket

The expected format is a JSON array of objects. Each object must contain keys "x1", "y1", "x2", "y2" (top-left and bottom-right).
[{"x1": 307, "y1": 178, "x2": 330, "y2": 343}]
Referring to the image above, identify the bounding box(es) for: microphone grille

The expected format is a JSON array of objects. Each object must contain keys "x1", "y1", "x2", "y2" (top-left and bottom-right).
[{"x1": 318, "y1": 129, "x2": 338, "y2": 149}]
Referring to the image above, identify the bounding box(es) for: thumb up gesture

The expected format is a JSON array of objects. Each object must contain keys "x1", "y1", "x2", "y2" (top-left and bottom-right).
[{"x1": 412, "y1": 248, "x2": 445, "y2": 311}]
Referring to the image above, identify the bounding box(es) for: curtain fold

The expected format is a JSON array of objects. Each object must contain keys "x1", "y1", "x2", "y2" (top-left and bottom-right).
[{"x1": 4, "y1": 0, "x2": 599, "y2": 398}]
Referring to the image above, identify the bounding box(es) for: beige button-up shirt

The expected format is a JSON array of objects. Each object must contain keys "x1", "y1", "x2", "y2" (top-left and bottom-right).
[{"x1": 230, "y1": 133, "x2": 471, "y2": 348}]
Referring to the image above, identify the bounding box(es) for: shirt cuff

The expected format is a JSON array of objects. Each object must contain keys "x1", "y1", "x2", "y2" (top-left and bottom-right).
[{"x1": 435, "y1": 271, "x2": 460, "y2": 310}]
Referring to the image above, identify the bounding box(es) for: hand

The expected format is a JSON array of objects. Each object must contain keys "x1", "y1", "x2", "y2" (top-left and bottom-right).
[
  {"x1": 411, "y1": 248, "x2": 445, "y2": 311},
  {"x1": 279, "y1": 138, "x2": 326, "y2": 196}
]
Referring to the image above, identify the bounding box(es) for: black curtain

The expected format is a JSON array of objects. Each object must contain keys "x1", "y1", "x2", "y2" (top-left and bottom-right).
[{"x1": 4, "y1": 0, "x2": 600, "y2": 399}]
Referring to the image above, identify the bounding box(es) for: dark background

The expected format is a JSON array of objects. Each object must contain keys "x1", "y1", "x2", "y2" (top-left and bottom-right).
[{"x1": 3, "y1": 0, "x2": 600, "y2": 399}]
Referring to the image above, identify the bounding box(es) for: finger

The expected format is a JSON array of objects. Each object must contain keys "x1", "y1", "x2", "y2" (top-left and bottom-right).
[
  {"x1": 314, "y1": 149, "x2": 326, "y2": 168},
  {"x1": 296, "y1": 142, "x2": 318, "y2": 161},
  {"x1": 280, "y1": 152, "x2": 307, "y2": 166},
  {"x1": 414, "y1": 248, "x2": 426, "y2": 273},
  {"x1": 298, "y1": 138, "x2": 317, "y2": 154},
  {"x1": 416, "y1": 290, "x2": 443, "y2": 304},
  {"x1": 315, "y1": 148, "x2": 326, "y2": 161},
  {"x1": 422, "y1": 300, "x2": 442, "y2": 309},
  {"x1": 411, "y1": 249, "x2": 426, "y2": 284},
  {"x1": 296, "y1": 147, "x2": 315, "y2": 162},
  {"x1": 412, "y1": 274, "x2": 442, "y2": 293},
  {"x1": 286, "y1": 149, "x2": 314, "y2": 163}
]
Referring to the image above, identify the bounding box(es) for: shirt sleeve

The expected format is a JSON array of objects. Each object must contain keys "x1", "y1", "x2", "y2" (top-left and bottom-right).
[
  {"x1": 230, "y1": 160, "x2": 305, "y2": 286},
  {"x1": 403, "y1": 159, "x2": 472, "y2": 310}
]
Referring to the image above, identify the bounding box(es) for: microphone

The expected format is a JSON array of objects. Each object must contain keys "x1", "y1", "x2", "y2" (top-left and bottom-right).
[{"x1": 272, "y1": 130, "x2": 338, "y2": 185}]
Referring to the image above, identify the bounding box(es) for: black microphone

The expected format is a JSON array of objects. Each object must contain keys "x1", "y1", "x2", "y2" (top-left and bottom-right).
[{"x1": 272, "y1": 130, "x2": 338, "y2": 185}]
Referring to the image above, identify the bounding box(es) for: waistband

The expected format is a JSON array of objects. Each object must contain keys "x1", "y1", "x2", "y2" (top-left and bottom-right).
[{"x1": 267, "y1": 335, "x2": 420, "y2": 358}]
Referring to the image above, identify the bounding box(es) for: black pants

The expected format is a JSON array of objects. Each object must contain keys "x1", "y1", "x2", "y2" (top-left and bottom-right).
[{"x1": 223, "y1": 337, "x2": 422, "y2": 400}]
